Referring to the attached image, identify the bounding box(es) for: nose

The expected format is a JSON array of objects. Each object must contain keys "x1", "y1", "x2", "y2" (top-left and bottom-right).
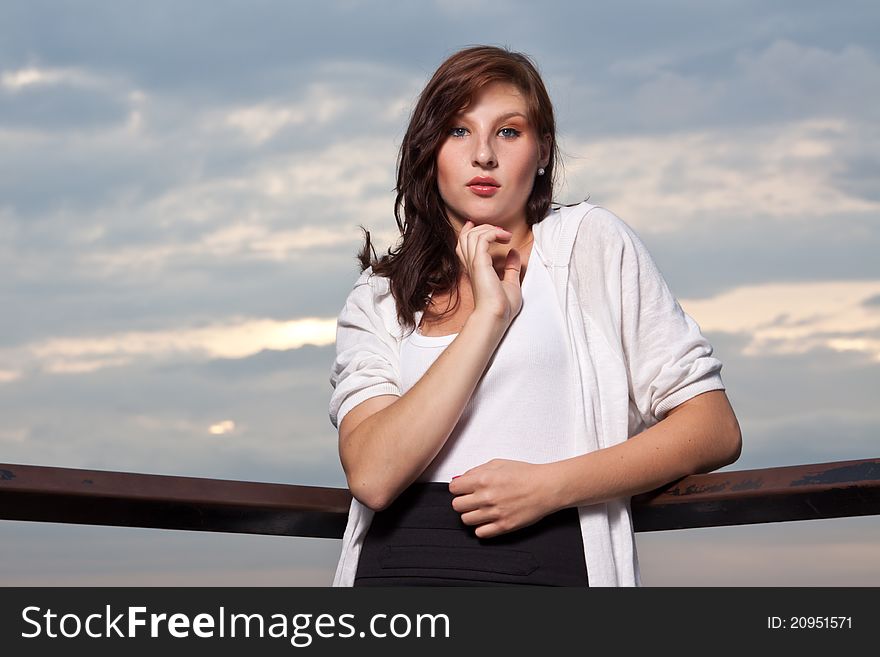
[{"x1": 472, "y1": 134, "x2": 497, "y2": 169}]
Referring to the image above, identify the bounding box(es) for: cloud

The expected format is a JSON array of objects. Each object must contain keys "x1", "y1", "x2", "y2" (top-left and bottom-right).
[
  {"x1": 0, "y1": 369, "x2": 22, "y2": 384},
  {"x1": 226, "y1": 99, "x2": 340, "y2": 145},
  {"x1": 0, "y1": 341, "x2": 346, "y2": 485},
  {"x1": 0, "y1": 56, "x2": 413, "y2": 219},
  {"x1": 1, "y1": 65, "x2": 109, "y2": 92},
  {"x1": 3, "y1": 316, "x2": 337, "y2": 378},
  {"x1": 556, "y1": 37, "x2": 880, "y2": 145},
  {"x1": 736, "y1": 409, "x2": 880, "y2": 469},
  {"x1": 0, "y1": 426, "x2": 29, "y2": 443},
  {"x1": 2, "y1": 66, "x2": 69, "y2": 91},
  {"x1": 19, "y1": 274, "x2": 876, "y2": 387},
  {"x1": 62, "y1": 136, "x2": 401, "y2": 275},
  {"x1": 0, "y1": 64, "x2": 140, "y2": 132},
  {"x1": 208, "y1": 419, "x2": 236, "y2": 435},
  {"x1": 681, "y1": 279, "x2": 880, "y2": 363},
  {"x1": 2, "y1": 129, "x2": 401, "y2": 290},
  {"x1": 624, "y1": 39, "x2": 880, "y2": 127},
  {"x1": 82, "y1": 223, "x2": 363, "y2": 272},
  {"x1": 734, "y1": 39, "x2": 880, "y2": 121},
  {"x1": 560, "y1": 118, "x2": 880, "y2": 230}
]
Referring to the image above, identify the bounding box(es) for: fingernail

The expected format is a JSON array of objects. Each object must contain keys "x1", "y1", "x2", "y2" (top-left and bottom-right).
[{"x1": 451, "y1": 475, "x2": 460, "y2": 480}]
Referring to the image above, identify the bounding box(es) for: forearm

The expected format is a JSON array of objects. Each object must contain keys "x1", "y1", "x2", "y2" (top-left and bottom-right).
[
  {"x1": 345, "y1": 311, "x2": 508, "y2": 510},
  {"x1": 543, "y1": 390, "x2": 742, "y2": 512}
]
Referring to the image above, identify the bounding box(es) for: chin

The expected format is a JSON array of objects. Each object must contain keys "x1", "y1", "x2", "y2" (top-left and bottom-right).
[{"x1": 455, "y1": 203, "x2": 509, "y2": 225}]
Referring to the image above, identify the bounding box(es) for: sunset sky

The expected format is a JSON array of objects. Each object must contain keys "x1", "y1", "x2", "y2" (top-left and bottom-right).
[{"x1": 2, "y1": 0, "x2": 878, "y2": 585}]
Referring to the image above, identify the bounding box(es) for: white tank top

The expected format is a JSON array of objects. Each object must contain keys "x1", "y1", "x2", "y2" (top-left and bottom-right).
[{"x1": 400, "y1": 258, "x2": 579, "y2": 482}]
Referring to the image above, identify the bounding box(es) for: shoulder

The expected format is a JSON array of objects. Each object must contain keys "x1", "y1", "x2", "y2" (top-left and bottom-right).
[
  {"x1": 581, "y1": 204, "x2": 641, "y2": 242},
  {"x1": 535, "y1": 200, "x2": 618, "y2": 266},
  {"x1": 535, "y1": 200, "x2": 646, "y2": 268},
  {"x1": 350, "y1": 265, "x2": 381, "y2": 287},
  {"x1": 570, "y1": 203, "x2": 648, "y2": 261},
  {"x1": 348, "y1": 265, "x2": 392, "y2": 298},
  {"x1": 343, "y1": 266, "x2": 401, "y2": 336}
]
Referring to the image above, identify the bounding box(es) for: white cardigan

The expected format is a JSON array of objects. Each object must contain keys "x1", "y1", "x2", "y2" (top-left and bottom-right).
[{"x1": 328, "y1": 201, "x2": 726, "y2": 586}]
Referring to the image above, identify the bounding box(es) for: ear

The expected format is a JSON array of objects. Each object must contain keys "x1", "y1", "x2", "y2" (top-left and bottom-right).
[{"x1": 538, "y1": 133, "x2": 552, "y2": 169}]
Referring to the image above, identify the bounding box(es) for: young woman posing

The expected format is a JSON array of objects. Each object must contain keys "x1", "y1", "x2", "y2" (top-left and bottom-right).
[{"x1": 329, "y1": 45, "x2": 741, "y2": 586}]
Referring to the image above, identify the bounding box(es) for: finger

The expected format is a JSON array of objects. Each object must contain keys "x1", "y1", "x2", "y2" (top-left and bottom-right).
[
  {"x1": 457, "y1": 219, "x2": 474, "y2": 244},
  {"x1": 455, "y1": 239, "x2": 467, "y2": 274},
  {"x1": 457, "y1": 224, "x2": 491, "y2": 272},
  {"x1": 465, "y1": 226, "x2": 510, "y2": 267},
  {"x1": 461, "y1": 226, "x2": 487, "y2": 271},
  {"x1": 474, "y1": 523, "x2": 503, "y2": 539},
  {"x1": 450, "y1": 492, "x2": 481, "y2": 513},
  {"x1": 465, "y1": 225, "x2": 509, "y2": 249},
  {"x1": 462, "y1": 223, "x2": 507, "y2": 244},
  {"x1": 502, "y1": 247, "x2": 522, "y2": 286},
  {"x1": 448, "y1": 474, "x2": 476, "y2": 495},
  {"x1": 465, "y1": 229, "x2": 491, "y2": 269},
  {"x1": 460, "y1": 509, "x2": 494, "y2": 527},
  {"x1": 457, "y1": 221, "x2": 480, "y2": 271}
]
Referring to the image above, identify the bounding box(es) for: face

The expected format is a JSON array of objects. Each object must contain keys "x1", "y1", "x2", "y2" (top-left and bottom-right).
[{"x1": 436, "y1": 81, "x2": 550, "y2": 230}]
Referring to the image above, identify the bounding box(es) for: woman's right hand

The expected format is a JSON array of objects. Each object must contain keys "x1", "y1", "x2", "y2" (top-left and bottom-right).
[{"x1": 456, "y1": 220, "x2": 523, "y2": 329}]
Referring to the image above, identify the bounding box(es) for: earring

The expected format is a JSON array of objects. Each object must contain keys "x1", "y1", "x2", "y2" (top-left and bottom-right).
[{"x1": 537, "y1": 167, "x2": 545, "y2": 176}]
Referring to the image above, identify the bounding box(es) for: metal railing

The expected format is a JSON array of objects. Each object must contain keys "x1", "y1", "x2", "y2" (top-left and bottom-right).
[{"x1": 2, "y1": 457, "x2": 878, "y2": 537}]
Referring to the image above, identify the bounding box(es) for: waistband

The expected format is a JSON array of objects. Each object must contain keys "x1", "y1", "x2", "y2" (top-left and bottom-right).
[
  {"x1": 371, "y1": 482, "x2": 582, "y2": 536},
  {"x1": 357, "y1": 482, "x2": 589, "y2": 586}
]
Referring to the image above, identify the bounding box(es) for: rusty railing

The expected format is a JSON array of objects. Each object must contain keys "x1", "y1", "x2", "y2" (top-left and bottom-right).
[{"x1": 1, "y1": 457, "x2": 878, "y2": 537}]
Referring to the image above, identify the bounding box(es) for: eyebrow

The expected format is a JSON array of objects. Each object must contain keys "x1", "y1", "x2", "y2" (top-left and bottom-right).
[
  {"x1": 454, "y1": 110, "x2": 528, "y2": 123},
  {"x1": 495, "y1": 111, "x2": 528, "y2": 122}
]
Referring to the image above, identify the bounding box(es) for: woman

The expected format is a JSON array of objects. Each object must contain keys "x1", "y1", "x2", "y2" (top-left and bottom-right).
[{"x1": 329, "y1": 45, "x2": 742, "y2": 586}]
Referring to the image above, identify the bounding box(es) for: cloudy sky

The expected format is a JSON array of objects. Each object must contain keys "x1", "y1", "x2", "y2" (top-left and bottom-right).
[{"x1": 2, "y1": 0, "x2": 878, "y2": 586}]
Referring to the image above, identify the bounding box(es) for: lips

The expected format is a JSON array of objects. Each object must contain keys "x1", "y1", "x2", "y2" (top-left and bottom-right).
[
  {"x1": 467, "y1": 176, "x2": 500, "y2": 187},
  {"x1": 467, "y1": 176, "x2": 500, "y2": 197}
]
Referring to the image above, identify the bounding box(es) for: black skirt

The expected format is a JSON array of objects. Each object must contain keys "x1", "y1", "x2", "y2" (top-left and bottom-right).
[{"x1": 353, "y1": 482, "x2": 589, "y2": 586}]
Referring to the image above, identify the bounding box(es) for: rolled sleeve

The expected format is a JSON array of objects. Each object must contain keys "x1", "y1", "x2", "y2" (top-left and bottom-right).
[
  {"x1": 328, "y1": 271, "x2": 402, "y2": 430},
  {"x1": 618, "y1": 219, "x2": 724, "y2": 424},
  {"x1": 583, "y1": 208, "x2": 725, "y2": 428}
]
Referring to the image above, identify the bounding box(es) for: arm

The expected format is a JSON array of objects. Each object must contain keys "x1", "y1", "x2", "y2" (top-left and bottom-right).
[
  {"x1": 544, "y1": 389, "x2": 742, "y2": 510},
  {"x1": 337, "y1": 221, "x2": 523, "y2": 512},
  {"x1": 341, "y1": 310, "x2": 507, "y2": 512}
]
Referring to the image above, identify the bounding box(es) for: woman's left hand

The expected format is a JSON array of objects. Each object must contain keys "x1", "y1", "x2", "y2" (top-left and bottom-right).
[{"x1": 448, "y1": 459, "x2": 560, "y2": 539}]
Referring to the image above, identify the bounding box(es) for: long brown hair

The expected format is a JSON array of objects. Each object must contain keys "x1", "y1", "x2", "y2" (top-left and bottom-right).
[{"x1": 356, "y1": 45, "x2": 560, "y2": 334}]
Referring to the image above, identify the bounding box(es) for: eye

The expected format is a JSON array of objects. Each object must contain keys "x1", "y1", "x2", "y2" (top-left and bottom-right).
[
  {"x1": 499, "y1": 127, "x2": 521, "y2": 138},
  {"x1": 449, "y1": 127, "x2": 468, "y2": 138}
]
